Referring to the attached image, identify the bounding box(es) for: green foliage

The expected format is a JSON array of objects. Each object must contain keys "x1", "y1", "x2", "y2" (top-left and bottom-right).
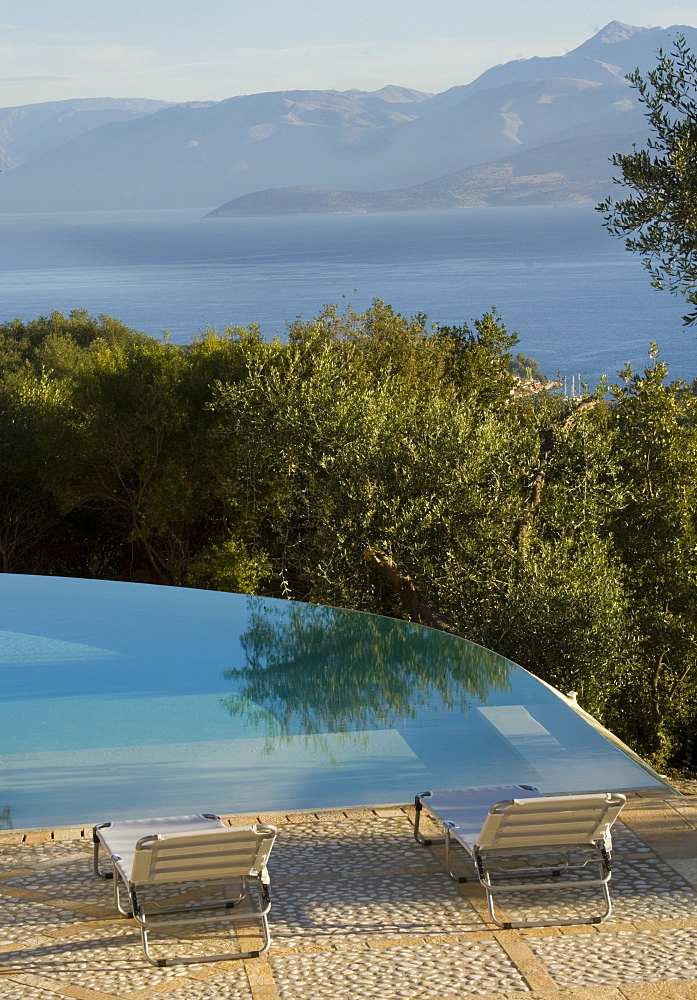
[
  {"x1": 1, "y1": 305, "x2": 697, "y2": 769},
  {"x1": 0, "y1": 309, "x2": 149, "y2": 376},
  {"x1": 607, "y1": 348, "x2": 697, "y2": 761},
  {"x1": 509, "y1": 351, "x2": 547, "y2": 381},
  {"x1": 436, "y1": 308, "x2": 520, "y2": 405},
  {"x1": 492, "y1": 536, "x2": 631, "y2": 722},
  {"x1": 598, "y1": 35, "x2": 697, "y2": 324},
  {"x1": 187, "y1": 536, "x2": 272, "y2": 594}
]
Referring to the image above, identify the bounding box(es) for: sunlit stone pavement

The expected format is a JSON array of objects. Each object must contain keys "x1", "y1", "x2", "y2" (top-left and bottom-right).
[{"x1": 1, "y1": 785, "x2": 696, "y2": 1000}]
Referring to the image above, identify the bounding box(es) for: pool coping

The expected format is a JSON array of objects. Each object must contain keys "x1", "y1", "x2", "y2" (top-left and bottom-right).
[{"x1": 0, "y1": 784, "x2": 685, "y2": 844}]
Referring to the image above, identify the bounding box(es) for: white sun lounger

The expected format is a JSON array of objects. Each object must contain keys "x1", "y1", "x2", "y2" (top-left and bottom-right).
[
  {"x1": 93, "y1": 813, "x2": 276, "y2": 966},
  {"x1": 414, "y1": 785, "x2": 626, "y2": 928}
]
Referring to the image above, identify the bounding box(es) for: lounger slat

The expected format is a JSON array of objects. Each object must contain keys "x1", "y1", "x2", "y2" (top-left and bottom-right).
[
  {"x1": 142, "y1": 849, "x2": 267, "y2": 869},
  {"x1": 138, "y1": 860, "x2": 265, "y2": 883},
  {"x1": 477, "y1": 795, "x2": 624, "y2": 851},
  {"x1": 131, "y1": 834, "x2": 274, "y2": 884},
  {"x1": 479, "y1": 833, "x2": 602, "y2": 850},
  {"x1": 487, "y1": 814, "x2": 608, "y2": 829},
  {"x1": 137, "y1": 856, "x2": 270, "y2": 880},
  {"x1": 477, "y1": 812, "x2": 615, "y2": 849}
]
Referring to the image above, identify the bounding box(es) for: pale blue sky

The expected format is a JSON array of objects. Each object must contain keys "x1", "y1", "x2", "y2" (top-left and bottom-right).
[{"x1": 0, "y1": 0, "x2": 695, "y2": 107}]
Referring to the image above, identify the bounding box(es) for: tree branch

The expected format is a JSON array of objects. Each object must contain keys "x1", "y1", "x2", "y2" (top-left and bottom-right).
[{"x1": 513, "y1": 397, "x2": 601, "y2": 555}]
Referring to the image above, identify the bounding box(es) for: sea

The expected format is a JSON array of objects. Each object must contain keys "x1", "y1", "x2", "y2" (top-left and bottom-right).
[{"x1": 0, "y1": 204, "x2": 693, "y2": 387}]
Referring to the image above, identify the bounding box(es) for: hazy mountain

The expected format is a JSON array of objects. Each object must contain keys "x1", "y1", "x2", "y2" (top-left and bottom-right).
[
  {"x1": 207, "y1": 131, "x2": 640, "y2": 216},
  {"x1": 0, "y1": 87, "x2": 432, "y2": 210},
  {"x1": 423, "y1": 20, "x2": 675, "y2": 111},
  {"x1": 0, "y1": 22, "x2": 695, "y2": 213},
  {"x1": 0, "y1": 98, "x2": 173, "y2": 172}
]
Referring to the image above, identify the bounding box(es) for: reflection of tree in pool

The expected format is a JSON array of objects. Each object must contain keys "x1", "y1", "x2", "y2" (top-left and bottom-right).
[
  {"x1": 221, "y1": 600, "x2": 512, "y2": 735},
  {"x1": 0, "y1": 805, "x2": 12, "y2": 830}
]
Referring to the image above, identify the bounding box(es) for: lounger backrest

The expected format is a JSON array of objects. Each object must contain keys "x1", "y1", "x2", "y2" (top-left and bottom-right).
[
  {"x1": 475, "y1": 793, "x2": 625, "y2": 851},
  {"x1": 130, "y1": 824, "x2": 276, "y2": 885}
]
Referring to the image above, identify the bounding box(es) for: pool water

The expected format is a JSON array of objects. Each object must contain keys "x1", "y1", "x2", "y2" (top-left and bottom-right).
[{"x1": 0, "y1": 575, "x2": 672, "y2": 830}]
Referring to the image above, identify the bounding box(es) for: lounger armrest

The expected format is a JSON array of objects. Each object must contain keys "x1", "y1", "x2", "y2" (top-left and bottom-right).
[{"x1": 135, "y1": 834, "x2": 162, "y2": 850}]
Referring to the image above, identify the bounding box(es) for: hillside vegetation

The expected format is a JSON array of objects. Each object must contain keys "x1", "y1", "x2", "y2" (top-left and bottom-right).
[{"x1": 1, "y1": 304, "x2": 696, "y2": 773}]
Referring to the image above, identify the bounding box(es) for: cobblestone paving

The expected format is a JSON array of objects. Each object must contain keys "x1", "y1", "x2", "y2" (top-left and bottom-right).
[
  {"x1": 0, "y1": 928, "x2": 199, "y2": 993},
  {"x1": 4, "y1": 848, "x2": 117, "y2": 908},
  {"x1": 0, "y1": 894, "x2": 88, "y2": 944},
  {"x1": 272, "y1": 872, "x2": 484, "y2": 942},
  {"x1": 271, "y1": 815, "x2": 434, "y2": 876},
  {"x1": 155, "y1": 969, "x2": 251, "y2": 999},
  {"x1": 609, "y1": 855, "x2": 697, "y2": 920},
  {"x1": 527, "y1": 926, "x2": 697, "y2": 987},
  {"x1": 0, "y1": 839, "x2": 90, "y2": 874},
  {"x1": 0, "y1": 986, "x2": 75, "y2": 1000},
  {"x1": 0, "y1": 796, "x2": 696, "y2": 999},
  {"x1": 269, "y1": 941, "x2": 529, "y2": 998}
]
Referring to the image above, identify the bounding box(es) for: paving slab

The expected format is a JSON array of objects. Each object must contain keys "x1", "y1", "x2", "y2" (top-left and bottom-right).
[{"x1": 0, "y1": 794, "x2": 695, "y2": 999}]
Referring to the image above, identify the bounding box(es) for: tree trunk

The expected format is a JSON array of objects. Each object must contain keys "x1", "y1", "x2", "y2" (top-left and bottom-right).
[
  {"x1": 363, "y1": 548, "x2": 453, "y2": 632},
  {"x1": 513, "y1": 397, "x2": 600, "y2": 556}
]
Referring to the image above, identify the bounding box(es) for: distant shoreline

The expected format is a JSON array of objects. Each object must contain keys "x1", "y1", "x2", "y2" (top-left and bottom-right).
[{"x1": 206, "y1": 166, "x2": 610, "y2": 219}]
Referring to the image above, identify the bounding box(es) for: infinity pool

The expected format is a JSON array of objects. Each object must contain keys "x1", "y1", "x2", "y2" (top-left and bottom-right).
[{"x1": 0, "y1": 575, "x2": 672, "y2": 830}]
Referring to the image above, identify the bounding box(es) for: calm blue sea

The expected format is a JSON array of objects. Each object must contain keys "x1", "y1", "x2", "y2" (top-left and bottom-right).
[{"x1": 0, "y1": 204, "x2": 692, "y2": 386}]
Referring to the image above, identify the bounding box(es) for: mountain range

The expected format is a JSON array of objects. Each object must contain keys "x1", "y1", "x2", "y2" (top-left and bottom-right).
[{"x1": 0, "y1": 21, "x2": 694, "y2": 215}]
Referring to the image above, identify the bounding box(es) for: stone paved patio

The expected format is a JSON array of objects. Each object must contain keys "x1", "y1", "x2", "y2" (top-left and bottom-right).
[{"x1": 1, "y1": 786, "x2": 696, "y2": 1000}]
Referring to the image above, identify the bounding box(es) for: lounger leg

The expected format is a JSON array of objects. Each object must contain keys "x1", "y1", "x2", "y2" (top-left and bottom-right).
[
  {"x1": 477, "y1": 853, "x2": 614, "y2": 929},
  {"x1": 413, "y1": 799, "x2": 469, "y2": 881},
  {"x1": 413, "y1": 796, "x2": 445, "y2": 847},
  {"x1": 444, "y1": 826, "x2": 468, "y2": 884},
  {"x1": 110, "y1": 876, "x2": 133, "y2": 918},
  {"x1": 92, "y1": 826, "x2": 136, "y2": 916},
  {"x1": 92, "y1": 827, "x2": 113, "y2": 880},
  {"x1": 138, "y1": 917, "x2": 269, "y2": 967},
  {"x1": 482, "y1": 880, "x2": 613, "y2": 928},
  {"x1": 136, "y1": 883, "x2": 272, "y2": 967}
]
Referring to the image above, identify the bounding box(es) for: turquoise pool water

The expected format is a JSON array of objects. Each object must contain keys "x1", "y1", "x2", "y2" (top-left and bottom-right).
[{"x1": 0, "y1": 575, "x2": 671, "y2": 830}]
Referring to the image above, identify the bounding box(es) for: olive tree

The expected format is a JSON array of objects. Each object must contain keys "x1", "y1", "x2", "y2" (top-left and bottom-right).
[
  {"x1": 608, "y1": 348, "x2": 697, "y2": 763},
  {"x1": 598, "y1": 35, "x2": 697, "y2": 324}
]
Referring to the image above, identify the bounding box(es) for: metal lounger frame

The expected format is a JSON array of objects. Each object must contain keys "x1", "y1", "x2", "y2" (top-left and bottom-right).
[
  {"x1": 414, "y1": 786, "x2": 626, "y2": 929},
  {"x1": 93, "y1": 813, "x2": 277, "y2": 966}
]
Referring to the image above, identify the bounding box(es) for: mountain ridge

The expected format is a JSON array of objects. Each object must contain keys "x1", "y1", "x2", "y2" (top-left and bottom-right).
[
  {"x1": 0, "y1": 22, "x2": 694, "y2": 213},
  {"x1": 0, "y1": 97, "x2": 175, "y2": 171}
]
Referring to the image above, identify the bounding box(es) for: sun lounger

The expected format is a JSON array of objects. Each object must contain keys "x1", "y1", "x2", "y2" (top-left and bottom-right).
[
  {"x1": 414, "y1": 785, "x2": 626, "y2": 928},
  {"x1": 93, "y1": 813, "x2": 276, "y2": 966}
]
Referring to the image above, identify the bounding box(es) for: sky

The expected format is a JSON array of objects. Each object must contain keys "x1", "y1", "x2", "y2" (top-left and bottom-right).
[{"x1": 1, "y1": 0, "x2": 696, "y2": 108}]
